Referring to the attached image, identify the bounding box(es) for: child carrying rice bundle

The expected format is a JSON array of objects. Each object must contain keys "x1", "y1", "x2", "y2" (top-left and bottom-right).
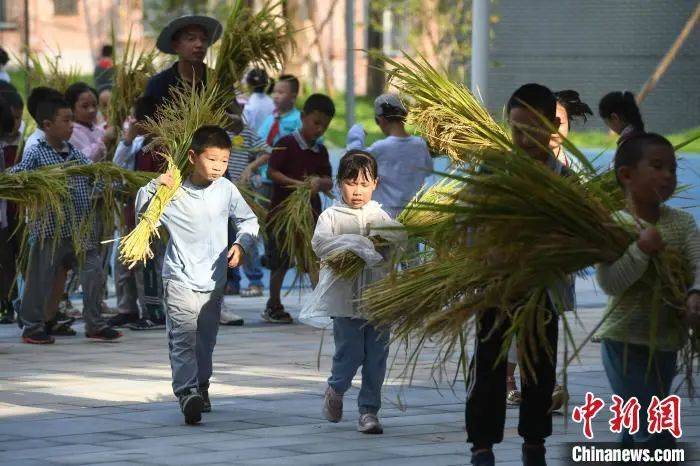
[
  {"x1": 262, "y1": 94, "x2": 334, "y2": 324},
  {"x1": 300, "y1": 150, "x2": 405, "y2": 434},
  {"x1": 596, "y1": 133, "x2": 700, "y2": 450}
]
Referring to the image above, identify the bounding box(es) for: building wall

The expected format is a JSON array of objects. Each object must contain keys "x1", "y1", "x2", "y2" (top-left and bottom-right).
[
  {"x1": 0, "y1": 0, "x2": 145, "y2": 73},
  {"x1": 486, "y1": 0, "x2": 700, "y2": 133}
]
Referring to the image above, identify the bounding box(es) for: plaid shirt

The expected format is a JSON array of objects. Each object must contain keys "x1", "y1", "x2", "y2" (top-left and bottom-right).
[{"x1": 9, "y1": 139, "x2": 97, "y2": 247}]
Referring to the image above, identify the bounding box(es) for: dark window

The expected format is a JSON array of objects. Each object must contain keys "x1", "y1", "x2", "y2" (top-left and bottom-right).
[
  {"x1": 54, "y1": 0, "x2": 78, "y2": 16},
  {"x1": 0, "y1": 0, "x2": 6, "y2": 23}
]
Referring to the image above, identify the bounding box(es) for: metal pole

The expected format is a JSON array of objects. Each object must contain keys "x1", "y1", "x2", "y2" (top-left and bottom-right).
[
  {"x1": 470, "y1": 0, "x2": 489, "y2": 105},
  {"x1": 23, "y1": 0, "x2": 30, "y2": 97},
  {"x1": 345, "y1": 0, "x2": 355, "y2": 128}
]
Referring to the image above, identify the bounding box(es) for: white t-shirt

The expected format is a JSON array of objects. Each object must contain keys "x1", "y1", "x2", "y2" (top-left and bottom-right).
[
  {"x1": 22, "y1": 128, "x2": 45, "y2": 157},
  {"x1": 243, "y1": 92, "x2": 275, "y2": 133},
  {"x1": 347, "y1": 124, "x2": 433, "y2": 218}
]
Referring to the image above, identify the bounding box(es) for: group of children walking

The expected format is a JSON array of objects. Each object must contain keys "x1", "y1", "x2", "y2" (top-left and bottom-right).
[{"x1": 0, "y1": 13, "x2": 697, "y2": 466}]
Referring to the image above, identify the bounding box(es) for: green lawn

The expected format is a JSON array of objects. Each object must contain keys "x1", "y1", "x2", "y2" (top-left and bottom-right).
[{"x1": 9, "y1": 70, "x2": 698, "y2": 153}]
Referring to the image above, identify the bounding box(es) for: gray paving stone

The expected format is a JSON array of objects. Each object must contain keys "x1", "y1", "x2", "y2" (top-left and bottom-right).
[{"x1": 0, "y1": 287, "x2": 698, "y2": 465}]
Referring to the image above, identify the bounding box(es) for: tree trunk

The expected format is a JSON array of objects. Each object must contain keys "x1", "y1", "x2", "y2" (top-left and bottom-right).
[{"x1": 366, "y1": 0, "x2": 385, "y2": 96}]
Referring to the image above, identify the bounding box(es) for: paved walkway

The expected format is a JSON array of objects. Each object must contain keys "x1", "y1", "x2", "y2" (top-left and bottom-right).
[{"x1": 0, "y1": 278, "x2": 698, "y2": 465}]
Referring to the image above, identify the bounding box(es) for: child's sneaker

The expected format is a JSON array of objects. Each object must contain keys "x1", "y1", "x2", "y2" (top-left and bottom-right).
[
  {"x1": 262, "y1": 305, "x2": 293, "y2": 324},
  {"x1": 199, "y1": 387, "x2": 211, "y2": 413},
  {"x1": 86, "y1": 327, "x2": 123, "y2": 341},
  {"x1": 178, "y1": 388, "x2": 204, "y2": 425},
  {"x1": 107, "y1": 312, "x2": 139, "y2": 327},
  {"x1": 21, "y1": 327, "x2": 55, "y2": 345},
  {"x1": 323, "y1": 386, "x2": 343, "y2": 422},
  {"x1": 357, "y1": 413, "x2": 383, "y2": 434},
  {"x1": 45, "y1": 319, "x2": 77, "y2": 336},
  {"x1": 220, "y1": 309, "x2": 244, "y2": 326}
]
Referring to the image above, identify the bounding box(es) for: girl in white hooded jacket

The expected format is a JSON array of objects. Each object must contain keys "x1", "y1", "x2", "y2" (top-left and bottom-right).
[{"x1": 306, "y1": 150, "x2": 405, "y2": 434}]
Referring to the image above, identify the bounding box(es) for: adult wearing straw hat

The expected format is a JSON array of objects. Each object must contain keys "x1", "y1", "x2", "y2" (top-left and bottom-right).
[{"x1": 144, "y1": 15, "x2": 223, "y2": 107}]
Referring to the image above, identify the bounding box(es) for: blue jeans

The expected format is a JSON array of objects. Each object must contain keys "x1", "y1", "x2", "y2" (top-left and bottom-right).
[
  {"x1": 328, "y1": 317, "x2": 389, "y2": 415},
  {"x1": 601, "y1": 339, "x2": 677, "y2": 448},
  {"x1": 227, "y1": 219, "x2": 263, "y2": 287}
]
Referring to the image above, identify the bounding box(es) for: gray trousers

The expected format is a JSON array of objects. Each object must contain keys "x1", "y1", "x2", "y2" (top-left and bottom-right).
[
  {"x1": 115, "y1": 240, "x2": 164, "y2": 318},
  {"x1": 22, "y1": 239, "x2": 106, "y2": 334},
  {"x1": 328, "y1": 317, "x2": 390, "y2": 415},
  {"x1": 164, "y1": 280, "x2": 223, "y2": 396}
]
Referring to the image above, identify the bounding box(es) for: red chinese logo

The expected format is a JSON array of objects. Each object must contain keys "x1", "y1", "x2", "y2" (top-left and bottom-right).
[
  {"x1": 609, "y1": 395, "x2": 641, "y2": 435},
  {"x1": 647, "y1": 395, "x2": 682, "y2": 438},
  {"x1": 572, "y1": 392, "x2": 605, "y2": 439}
]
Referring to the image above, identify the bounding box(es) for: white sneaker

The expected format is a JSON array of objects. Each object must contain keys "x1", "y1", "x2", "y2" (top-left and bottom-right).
[{"x1": 220, "y1": 309, "x2": 244, "y2": 326}]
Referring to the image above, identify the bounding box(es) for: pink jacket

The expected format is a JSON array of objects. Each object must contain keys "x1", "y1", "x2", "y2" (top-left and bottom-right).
[{"x1": 70, "y1": 122, "x2": 106, "y2": 162}]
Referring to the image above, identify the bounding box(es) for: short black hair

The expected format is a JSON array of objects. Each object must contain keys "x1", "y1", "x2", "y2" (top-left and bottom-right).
[
  {"x1": 27, "y1": 87, "x2": 63, "y2": 119},
  {"x1": 190, "y1": 125, "x2": 231, "y2": 154},
  {"x1": 303, "y1": 93, "x2": 335, "y2": 119},
  {"x1": 134, "y1": 95, "x2": 158, "y2": 122},
  {"x1": 614, "y1": 133, "x2": 674, "y2": 185},
  {"x1": 554, "y1": 89, "x2": 593, "y2": 124},
  {"x1": 35, "y1": 97, "x2": 70, "y2": 128},
  {"x1": 507, "y1": 83, "x2": 557, "y2": 121},
  {"x1": 338, "y1": 149, "x2": 378, "y2": 183},
  {"x1": 0, "y1": 89, "x2": 23, "y2": 111},
  {"x1": 599, "y1": 91, "x2": 645, "y2": 132},
  {"x1": 0, "y1": 47, "x2": 8, "y2": 67},
  {"x1": 277, "y1": 74, "x2": 300, "y2": 95},
  {"x1": 101, "y1": 45, "x2": 114, "y2": 57},
  {"x1": 65, "y1": 82, "x2": 98, "y2": 109},
  {"x1": 97, "y1": 84, "x2": 113, "y2": 95}
]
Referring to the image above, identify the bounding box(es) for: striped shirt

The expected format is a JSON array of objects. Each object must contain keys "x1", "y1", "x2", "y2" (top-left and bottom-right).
[
  {"x1": 227, "y1": 127, "x2": 269, "y2": 182},
  {"x1": 9, "y1": 139, "x2": 98, "y2": 247},
  {"x1": 596, "y1": 205, "x2": 700, "y2": 350}
]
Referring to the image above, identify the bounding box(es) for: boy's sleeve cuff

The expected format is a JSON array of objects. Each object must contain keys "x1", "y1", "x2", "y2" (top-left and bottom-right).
[{"x1": 627, "y1": 242, "x2": 650, "y2": 262}]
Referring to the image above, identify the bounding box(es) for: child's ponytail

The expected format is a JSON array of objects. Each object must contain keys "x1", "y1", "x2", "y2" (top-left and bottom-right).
[
  {"x1": 555, "y1": 89, "x2": 593, "y2": 123},
  {"x1": 598, "y1": 91, "x2": 645, "y2": 132}
]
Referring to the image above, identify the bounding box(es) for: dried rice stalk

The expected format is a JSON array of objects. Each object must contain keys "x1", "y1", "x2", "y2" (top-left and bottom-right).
[
  {"x1": 108, "y1": 30, "x2": 159, "y2": 159},
  {"x1": 117, "y1": 83, "x2": 229, "y2": 267},
  {"x1": 22, "y1": 50, "x2": 82, "y2": 93},
  {"x1": 213, "y1": 0, "x2": 294, "y2": 95},
  {"x1": 268, "y1": 182, "x2": 318, "y2": 288}
]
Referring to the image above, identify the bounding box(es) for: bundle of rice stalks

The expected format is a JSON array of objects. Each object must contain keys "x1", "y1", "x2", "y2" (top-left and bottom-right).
[
  {"x1": 323, "y1": 250, "x2": 365, "y2": 280},
  {"x1": 268, "y1": 182, "x2": 318, "y2": 288},
  {"x1": 213, "y1": 0, "x2": 294, "y2": 95},
  {"x1": 22, "y1": 50, "x2": 82, "y2": 93},
  {"x1": 117, "y1": 84, "x2": 230, "y2": 267},
  {"x1": 362, "y1": 149, "x2": 691, "y2": 378},
  {"x1": 323, "y1": 237, "x2": 393, "y2": 280},
  {"x1": 108, "y1": 30, "x2": 158, "y2": 158},
  {"x1": 379, "y1": 53, "x2": 511, "y2": 165}
]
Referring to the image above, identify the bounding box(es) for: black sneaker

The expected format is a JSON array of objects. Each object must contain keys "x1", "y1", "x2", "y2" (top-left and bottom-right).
[
  {"x1": 199, "y1": 387, "x2": 211, "y2": 413},
  {"x1": 262, "y1": 305, "x2": 293, "y2": 324},
  {"x1": 125, "y1": 318, "x2": 166, "y2": 331},
  {"x1": 86, "y1": 327, "x2": 123, "y2": 341},
  {"x1": 21, "y1": 327, "x2": 55, "y2": 345},
  {"x1": 522, "y1": 444, "x2": 547, "y2": 466},
  {"x1": 46, "y1": 319, "x2": 77, "y2": 336},
  {"x1": 178, "y1": 389, "x2": 204, "y2": 425},
  {"x1": 107, "y1": 313, "x2": 139, "y2": 328},
  {"x1": 471, "y1": 450, "x2": 495, "y2": 466}
]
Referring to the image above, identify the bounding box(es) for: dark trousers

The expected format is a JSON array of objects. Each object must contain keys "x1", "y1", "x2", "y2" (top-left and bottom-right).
[{"x1": 465, "y1": 302, "x2": 559, "y2": 449}]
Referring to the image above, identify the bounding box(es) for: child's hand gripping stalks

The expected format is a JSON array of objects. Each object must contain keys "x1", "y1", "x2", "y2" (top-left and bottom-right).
[
  {"x1": 157, "y1": 170, "x2": 176, "y2": 189},
  {"x1": 637, "y1": 227, "x2": 664, "y2": 256}
]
